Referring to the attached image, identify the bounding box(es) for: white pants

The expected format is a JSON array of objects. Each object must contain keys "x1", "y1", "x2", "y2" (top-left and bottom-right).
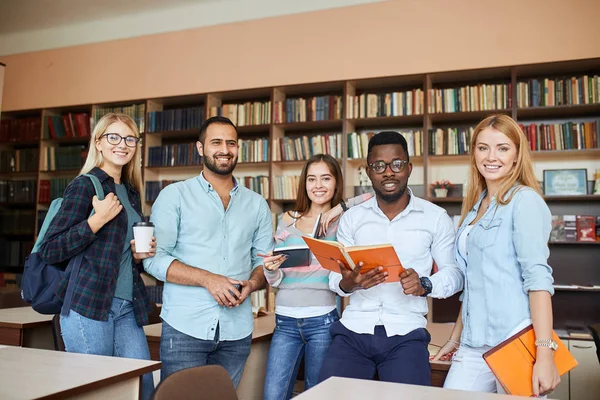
[{"x1": 443, "y1": 344, "x2": 506, "y2": 393}]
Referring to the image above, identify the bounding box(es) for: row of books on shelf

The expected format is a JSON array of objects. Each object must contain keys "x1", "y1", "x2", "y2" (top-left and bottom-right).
[
  {"x1": 550, "y1": 215, "x2": 600, "y2": 242},
  {"x1": 37, "y1": 210, "x2": 47, "y2": 233},
  {"x1": 429, "y1": 127, "x2": 474, "y2": 156},
  {"x1": 209, "y1": 101, "x2": 272, "y2": 127},
  {"x1": 0, "y1": 149, "x2": 39, "y2": 173},
  {"x1": 0, "y1": 118, "x2": 41, "y2": 143},
  {"x1": 145, "y1": 180, "x2": 179, "y2": 203},
  {"x1": 428, "y1": 83, "x2": 511, "y2": 114},
  {"x1": 238, "y1": 138, "x2": 269, "y2": 163},
  {"x1": 273, "y1": 133, "x2": 343, "y2": 161},
  {"x1": 147, "y1": 144, "x2": 202, "y2": 168},
  {"x1": 517, "y1": 75, "x2": 600, "y2": 108},
  {"x1": 92, "y1": 104, "x2": 146, "y2": 133},
  {"x1": 0, "y1": 273, "x2": 19, "y2": 287},
  {"x1": 38, "y1": 178, "x2": 73, "y2": 203},
  {"x1": 236, "y1": 176, "x2": 269, "y2": 199},
  {"x1": 274, "y1": 96, "x2": 343, "y2": 124},
  {"x1": 0, "y1": 240, "x2": 33, "y2": 269},
  {"x1": 251, "y1": 288, "x2": 275, "y2": 315},
  {"x1": 40, "y1": 145, "x2": 87, "y2": 172},
  {"x1": 0, "y1": 210, "x2": 36, "y2": 235},
  {"x1": 0, "y1": 180, "x2": 36, "y2": 203},
  {"x1": 147, "y1": 107, "x2": 205, "y2": 133},
  {"x1": 348, "y1": 130, "x2": 424, "y2": 159},
  {"x1": 272, "y1": 175, "x2": 300, "y2": 200},
  {"x1": 346, "y1": 90, "x2": 425, "y2": 119},
  {"x1": 520, "y1": 120, "x2": 599, "y2": 152},
  {"x1": 45, "y1": 113, "x2": 91, "y2": 139}
]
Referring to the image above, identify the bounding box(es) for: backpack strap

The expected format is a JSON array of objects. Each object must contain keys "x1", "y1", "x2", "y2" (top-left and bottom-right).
[{"x1": 60, "y1": 174, "x2": 107, "y2": 316}]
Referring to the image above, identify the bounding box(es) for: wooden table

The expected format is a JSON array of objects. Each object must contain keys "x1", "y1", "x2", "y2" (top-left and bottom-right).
[
  {"x1": 295, "y1": 376, "x2": 531, "y2": 399},
  {"x1": 0, "y1": 307, "x2": 54, "y2": 349},
  {"x1": 0, "y1": 345, "x2": 161, "y2": 400}
]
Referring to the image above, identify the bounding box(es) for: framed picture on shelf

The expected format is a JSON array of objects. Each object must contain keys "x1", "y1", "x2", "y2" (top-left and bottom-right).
[{"x1": 543, "y1": 169, "x2": 588, "y2": 196}]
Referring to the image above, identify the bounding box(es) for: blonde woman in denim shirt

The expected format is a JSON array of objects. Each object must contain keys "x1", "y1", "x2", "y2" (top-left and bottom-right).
[{"x1": 433, "y1": 115, "x2": 560, "y2": 397}]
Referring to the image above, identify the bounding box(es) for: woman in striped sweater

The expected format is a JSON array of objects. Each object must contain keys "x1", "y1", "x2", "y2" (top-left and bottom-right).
[{"x1": 262, "y1": 154, "x2": 371, "y2": 400}]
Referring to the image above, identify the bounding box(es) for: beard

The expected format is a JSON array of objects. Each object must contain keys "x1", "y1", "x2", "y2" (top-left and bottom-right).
[
  {"x1": 203, "y1": 153, "x2": 237, "y2": 176},
  {"x1": 373, "y1": 181, "x2": 408, "y2": 203}
]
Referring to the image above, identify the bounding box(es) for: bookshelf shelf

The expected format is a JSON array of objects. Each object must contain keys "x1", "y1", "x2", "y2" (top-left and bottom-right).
[
  {"x1": 38, "y1": 169, "x2": 81, "y2": 176},
  {"x1": 516, "y1": 103, "x2": 600, "y2": 119},
  {"x1": 0, "y1": 266, "x2": 24, "y2": 274},
  {"x1": 532, "y1": 148, "x2": 600, "y2": 160},
  {"x1": 0, "y1": 202, "x2": 36, "y2": 208},
  {"x1": 553, "y1": 285, "x2": 600, "y2": 292},
  {"x1": 237, "y1": 124, "x2": 271, "y2": 134},
  {"x1": 549, "y1": 241, "x2": 600, "y2": 246},
  {"x1": 429, "y1": 109, "x2": 512, "y2": 124},
  {"x1": 427, "y1": 154, "x2": 470, "y2": 162},
  {"x1": 349, "y1": 115, "x2": 423, "y2": 129},
  {"x1": 272, "y1": 160, "x2": 309, "y2": 167},
  {"x1": 0, "y1": 140, "x2": 39, "y2": 147},
  {"x1": 274, "y1": 120, "x2": 343, "y2": 132},
  {"x1": 146, "y1": 165, "x2": 203, "y2": 173},
  {"x1": 347, "y1": 156, "x2": 425, "y2": 164},
  {"x1": 543, "y1": 195, "x2": 600, "y2": 202},
  {"x1": 146, "y1": 129, "x2": 200, "y2": 139},
  {"x1": 430, "y1": 197, "x2": 464, "y2": 204},
  {"x1": 42, "y1": 137, "x2": 91, "y2": 145},
  {"x1": 0, "y1": 171, "x2": 38, "y2": 178}
]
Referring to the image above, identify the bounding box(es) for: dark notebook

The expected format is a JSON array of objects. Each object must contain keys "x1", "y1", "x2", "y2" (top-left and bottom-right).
[{"x1": 274, "y1": 214, "x2": 321, "y2": 268}]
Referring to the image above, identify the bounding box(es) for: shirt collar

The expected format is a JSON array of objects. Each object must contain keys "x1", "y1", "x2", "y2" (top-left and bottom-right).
[
  {"x1": 367, "y1": 187, "x2": 423, "y2": 218},
  {"x1": 198, "y1": 171, "x2": 239, "y2": 195}
]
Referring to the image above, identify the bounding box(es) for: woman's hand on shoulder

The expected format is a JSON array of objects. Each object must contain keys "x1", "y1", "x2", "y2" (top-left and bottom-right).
[{"x1": 319, "y1": 204, "x2": 343, "y2": 236}]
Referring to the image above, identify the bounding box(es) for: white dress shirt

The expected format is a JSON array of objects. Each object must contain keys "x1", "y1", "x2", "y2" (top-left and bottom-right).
[{"x1": 328, "y1": 189, "x2": 464, "y2": 336}]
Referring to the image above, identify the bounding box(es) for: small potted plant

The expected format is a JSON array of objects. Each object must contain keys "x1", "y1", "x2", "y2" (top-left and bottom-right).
[{"x1": 431, "y1": 180, "x2": 453, "y2": 198}]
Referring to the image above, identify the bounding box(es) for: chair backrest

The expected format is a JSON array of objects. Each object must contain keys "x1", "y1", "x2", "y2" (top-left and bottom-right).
[
  {"x1": 588, "y1": 323, "x2": 600, "y2": 364},
  {"x1": 151, "y1": 365, "x2": 238, "y2": 400},
  {"x1": 51, "y1": 314, "x2": 66, "y2": 352}
]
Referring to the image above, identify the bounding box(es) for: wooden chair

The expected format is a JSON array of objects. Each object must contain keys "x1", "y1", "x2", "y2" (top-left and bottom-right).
[
  {"x1": 588, "y1": 323, "x2": 600, "y2": 364},
  {"x1": 51, "y1": 314, "x2": 66, "y2": 352},
  {"x1": 151, "y1": 365, "x2": 238, "y2": 400}
]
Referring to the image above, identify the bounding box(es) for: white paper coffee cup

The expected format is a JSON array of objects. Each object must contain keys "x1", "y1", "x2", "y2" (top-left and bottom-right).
[{"x1": 133, "y1": 222, "x2": 154, "y2": 253}]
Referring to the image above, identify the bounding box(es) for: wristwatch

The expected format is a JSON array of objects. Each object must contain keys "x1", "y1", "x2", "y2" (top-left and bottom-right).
[
  {"x1": 419, "y1": 276, "x2": 433, "y2": 297},
  {"x1": 339, "y1": 200, "x2": 348, "y2": 212},
  {"x1": 535, "y1": 339, "x2": 558, "y2": 351}
]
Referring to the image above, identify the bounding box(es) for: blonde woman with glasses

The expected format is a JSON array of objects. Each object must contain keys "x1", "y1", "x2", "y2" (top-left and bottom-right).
[{"x1": 39, "y1": 113, "x2": 156, "y2": 400}]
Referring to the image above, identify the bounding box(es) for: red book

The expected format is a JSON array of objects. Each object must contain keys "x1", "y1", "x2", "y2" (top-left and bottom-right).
[{"x1": 576, "y1": 215, "x2": 596, "y2": 242}]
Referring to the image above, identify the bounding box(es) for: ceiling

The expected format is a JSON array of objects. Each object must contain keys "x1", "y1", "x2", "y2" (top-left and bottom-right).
[{"x1": 0, "y1": 0, "x2": 217, "y2": 34}]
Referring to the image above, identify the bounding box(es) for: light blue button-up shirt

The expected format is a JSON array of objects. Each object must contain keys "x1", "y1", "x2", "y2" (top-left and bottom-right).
[
  {"x1": 456, "y1": 186, "x2": 554, "y2": 348},
  {"x1": 144, "y1": 172, "x2": 274, "y2": 341}
]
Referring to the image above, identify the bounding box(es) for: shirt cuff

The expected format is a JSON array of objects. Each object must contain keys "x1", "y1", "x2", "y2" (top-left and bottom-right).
[
  {"x1": 329, "y1": 273, "x2": 352, "y2": 297},
  {"x1": 264, "y1": 269, "x2": 282, "y2": 285},
  {"x1": 144, "y1": 255, "x2": 176, "y2": 282}
]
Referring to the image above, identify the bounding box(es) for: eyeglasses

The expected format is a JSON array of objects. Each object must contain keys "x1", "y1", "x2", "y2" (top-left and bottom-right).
[
  {"x1": 367, "y1": 159, "x2": 409, "y2": 174},
  {"x1": 100, "y1": 133, "x2": 140, "y2": 148}
]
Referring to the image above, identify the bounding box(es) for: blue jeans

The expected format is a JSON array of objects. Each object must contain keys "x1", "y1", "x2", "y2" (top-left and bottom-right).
[
  {"x1": 264, "y1": 310, "x2": 339, "y2": 400},
  {"x1": 60, "y1": 297, "x2": 154, "y2": 400},
  {"x1": 319, "y1": 322, "x2": 431, "y2": 385},
  {"x1": 160, "y1": 320, "x2": 252, "y2": 387}
]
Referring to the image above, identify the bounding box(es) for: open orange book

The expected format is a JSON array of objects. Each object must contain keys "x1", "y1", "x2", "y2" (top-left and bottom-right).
[
  {"x1": 483, "y1": 325, "x2": 578, "y2": 397},
  {"x1": 302, "y1": 236, "x2": 405, "y2": 282}
]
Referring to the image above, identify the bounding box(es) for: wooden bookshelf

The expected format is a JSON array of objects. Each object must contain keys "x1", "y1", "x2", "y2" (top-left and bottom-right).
[{"x1": 0, "y1": 57, "x2": 598, "y2": 320}]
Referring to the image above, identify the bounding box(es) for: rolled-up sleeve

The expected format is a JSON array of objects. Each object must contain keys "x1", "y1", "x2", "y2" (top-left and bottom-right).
[
  {"x1": 428, "y1": 212, "x2": 464, "y2": 298},
  {"x1": 512, "y1": 189, "x2": 554, "y2": 295},
  {"x1": 251, "y1": 200, "x2": 274, "y2": 269},
  {"x1": 143, "y1": 184, "x2": 180, "y2": 282},
  {"x1": 39, "y1": 177, "x2": 97, "y2": 264}
]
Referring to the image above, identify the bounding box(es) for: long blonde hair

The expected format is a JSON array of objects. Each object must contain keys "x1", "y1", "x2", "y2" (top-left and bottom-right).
[
  {"x1": 459, "y1": 114, "x2": 541, "y2": 225},
  {"x1": 80, "y1": 113, "x2": 142, "y2": 192}
]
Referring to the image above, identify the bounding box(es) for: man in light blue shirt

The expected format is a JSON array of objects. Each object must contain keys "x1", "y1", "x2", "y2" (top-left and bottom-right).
[{"x1": 144, "y1": 116, "x2": 273, "y2": 385}]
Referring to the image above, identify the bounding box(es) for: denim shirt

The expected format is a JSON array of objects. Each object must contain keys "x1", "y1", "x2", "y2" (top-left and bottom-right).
[{"x1": 455, "y1": 186, "x2": 554, "y2": 347}]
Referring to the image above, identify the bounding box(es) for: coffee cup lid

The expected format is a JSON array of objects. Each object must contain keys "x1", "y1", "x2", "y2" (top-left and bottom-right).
[{"x1": 133, "y1": 221, "x2": 154, "y2": 227}]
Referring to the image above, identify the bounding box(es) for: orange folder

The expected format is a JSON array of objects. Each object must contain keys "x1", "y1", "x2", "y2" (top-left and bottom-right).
[
  {"x1": 483, "y1": 325, "x2": 578, "y2": 397},
  {"x1": 302, "y1": 236, "x2": 405, "y2": 282}
]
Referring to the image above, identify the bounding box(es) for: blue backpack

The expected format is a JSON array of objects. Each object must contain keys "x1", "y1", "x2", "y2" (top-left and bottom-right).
[{"x1": 21, "y1": 174, "x2": 104, "y2": 315}]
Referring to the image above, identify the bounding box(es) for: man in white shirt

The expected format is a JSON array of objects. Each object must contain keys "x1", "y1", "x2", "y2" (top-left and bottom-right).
[{"x1": 319, "y1": 131, "x2": 464, "y2": 385}]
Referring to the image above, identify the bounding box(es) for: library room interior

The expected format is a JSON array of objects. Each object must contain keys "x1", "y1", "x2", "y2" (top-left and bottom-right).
[{"x1": 0, "y1": 0, "x2": 599, "y2": 399}]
